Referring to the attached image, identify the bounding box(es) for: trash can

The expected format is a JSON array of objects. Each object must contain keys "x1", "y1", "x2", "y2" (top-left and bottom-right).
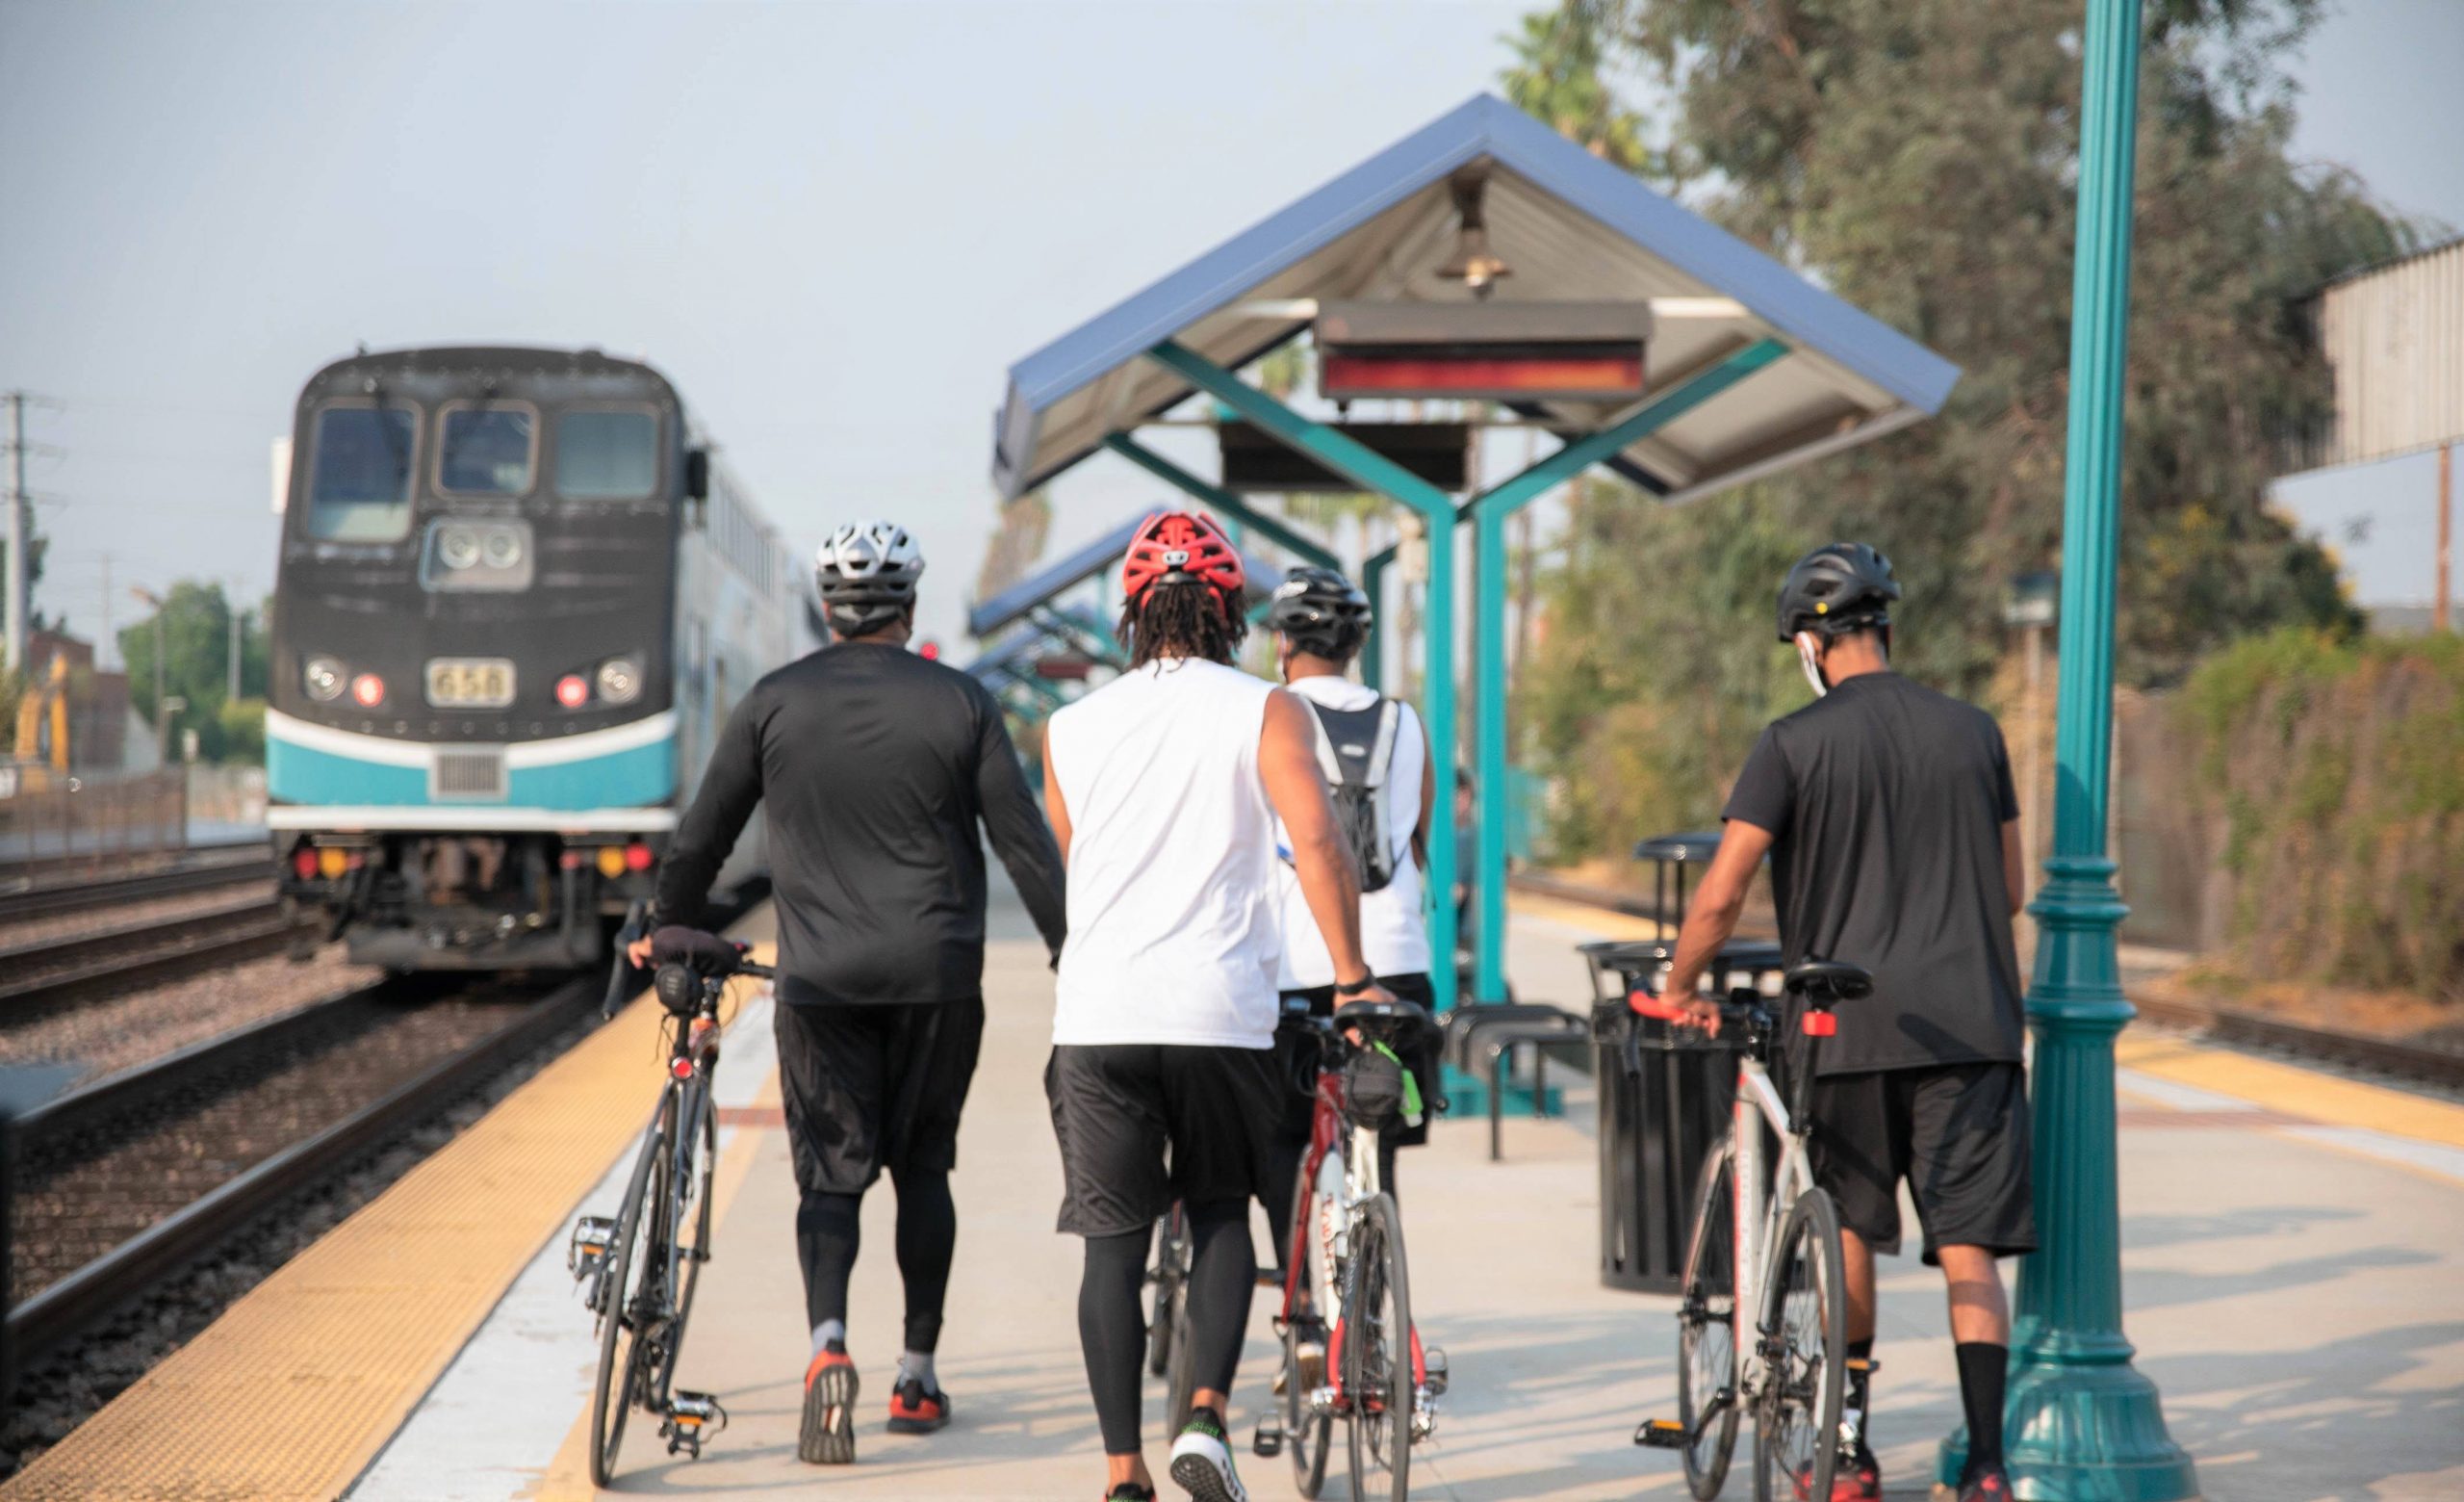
[{"x1": 1582, "y1": 938, "x2": 1786, "y2": 1293}]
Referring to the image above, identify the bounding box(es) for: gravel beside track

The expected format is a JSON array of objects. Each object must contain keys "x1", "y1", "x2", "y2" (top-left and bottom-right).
[
  {"x1": 0, "y1": 948, "x2": 377, "y2": 1086},
  {"x1": 0, "y1": 885, "x2": 278, "y2": 951},
  {"x1": 0, "y1": 994, "x2": 603, "y2": 1475}
]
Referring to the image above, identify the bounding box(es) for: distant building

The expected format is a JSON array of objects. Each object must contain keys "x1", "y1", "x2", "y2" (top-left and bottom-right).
[{"x1": 21, "y1": 629, "x2": 135, "y2": 770}]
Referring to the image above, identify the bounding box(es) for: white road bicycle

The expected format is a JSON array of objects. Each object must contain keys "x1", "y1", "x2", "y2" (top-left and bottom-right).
[{"x1": 1632, "y1": 957, "x2": 1874, "y2": 1502}]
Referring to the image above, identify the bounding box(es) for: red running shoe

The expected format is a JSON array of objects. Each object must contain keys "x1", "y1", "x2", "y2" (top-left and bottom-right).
[
  {"x1": 800, "y1": 1343, "x2": 859, "y2": 1464},
  {"x1": 1794, "y1": 1446, "x2": 1880, "y2": 1502},
  {"x1": 886, "y1": 1376, "x2": 952, "y2": 1434},
  {"x1": 1958, "y1": 1467, "x2": 2013, "y2": 1502}
]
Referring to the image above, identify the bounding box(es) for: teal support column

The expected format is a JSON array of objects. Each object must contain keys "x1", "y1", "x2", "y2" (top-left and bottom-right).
[
  {"x1": 1361, "y1": 546, "x2": 1396, "y2": 691},
  {"x1": 1148, "y1": 339, "x2": 1463, "y2": 1013},
  {"x1": 1459, "y1": 339, "x2": 1788, "y2": 1000},
  {"x1": 1101, "y1": 434, "x2": 1343, "y2": 571},
  {"x1": 1937, "y1": 0, "x2": 2198, "y2": 1495}
]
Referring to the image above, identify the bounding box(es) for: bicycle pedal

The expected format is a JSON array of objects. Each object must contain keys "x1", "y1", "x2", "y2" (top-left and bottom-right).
[
  {"x1": 567, "y1": 1215, "x2": 617, "y2": 1306},
  {"x1": 1252, "y1": 1415, "x2": 1285, "y2": 1458},
  {"x1": 1410, "y1": 1394, "x2": 1438, "y2": 1441},
  {"x1": 1636, "y1": 1417, "x2": 1689, "y2": 1450},
  {"x1": 662, "y1": 1390, "x2": 728, "y2": 1459},
  {"x1": 1307, "y1": 1384, "x2": 1345, "y2": 1417},
  {"x1": 1421, "y1": 1345, "x2": 1450, "y2": 1397}
]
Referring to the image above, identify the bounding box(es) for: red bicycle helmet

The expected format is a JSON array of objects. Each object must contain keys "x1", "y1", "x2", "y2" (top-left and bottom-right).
[{"x1": 1121, "y1": 510, "x2": 1245, "y2": 615}]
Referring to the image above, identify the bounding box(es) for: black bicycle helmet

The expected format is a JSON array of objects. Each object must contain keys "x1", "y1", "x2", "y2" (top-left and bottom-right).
[
  {"x1": 1266, "y1": 565, "x2": 1373, "y2": 660},
  {"x1": 1776, "y1": 542, "x2": 1900, "y2": 642},
  {"x1": 814, "y1": 519, "x2": 925, "y2": 634}
]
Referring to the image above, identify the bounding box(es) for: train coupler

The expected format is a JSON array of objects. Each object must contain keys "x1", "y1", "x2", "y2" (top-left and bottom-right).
[{"x1": 663, "y1": 1391, "x2": 728, "y2": 1459}]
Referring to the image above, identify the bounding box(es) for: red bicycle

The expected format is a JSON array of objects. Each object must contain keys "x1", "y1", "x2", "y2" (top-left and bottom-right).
[{"x1": 1254, "y1": 998, "x2": 1448, "y2": 1502}]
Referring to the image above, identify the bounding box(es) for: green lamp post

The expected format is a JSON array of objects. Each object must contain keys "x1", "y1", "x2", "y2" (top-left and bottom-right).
[{"x1": 1938, "y1": 0, "x2": 2199, "y2": 1494}]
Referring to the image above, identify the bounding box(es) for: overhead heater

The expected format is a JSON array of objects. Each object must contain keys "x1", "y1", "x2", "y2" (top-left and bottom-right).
[{"x1": 1315, "y1": 300, "x2": 1655, "y2": 403}]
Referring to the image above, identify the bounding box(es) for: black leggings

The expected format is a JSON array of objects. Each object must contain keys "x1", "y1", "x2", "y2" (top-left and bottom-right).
[
  {"x1": 795, "y1": 1165, "x2": 957, "y2": 1353},
  {"x1": 1079, "y1": 1198, "x2": 1253, "y2": 1455}
]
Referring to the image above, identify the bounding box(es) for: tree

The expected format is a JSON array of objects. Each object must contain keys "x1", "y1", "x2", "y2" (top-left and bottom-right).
[
  {"x1": 1515, "y1": 0, "x2": 2433, "y2": 854},
  {"x1": 1500, "y1": 0, "x2": 1653, "y2": 174},
  {"x1": 118, "y1": 581, "x2": 270, "y2": 764}
]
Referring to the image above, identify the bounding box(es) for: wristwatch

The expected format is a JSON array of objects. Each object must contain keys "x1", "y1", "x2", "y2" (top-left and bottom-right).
[{"x1": 1334, "y1": 973, "x2": 1376, "y2": 997}]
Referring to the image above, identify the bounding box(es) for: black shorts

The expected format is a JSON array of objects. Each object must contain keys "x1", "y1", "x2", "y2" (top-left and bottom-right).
[
  {"x1": 775, "y1": 997, "x2": 985, "y2": 1197},
  {"x1": 1045, "y1": 1043, "x2": 1282, "y2": 1238},
  {"x1": 1274, "y1": 971, "x2": 1441, "y2": 1150},
  {"x1": 1809, "y1": 1061, "x2": 2036, "y2": 1264}
]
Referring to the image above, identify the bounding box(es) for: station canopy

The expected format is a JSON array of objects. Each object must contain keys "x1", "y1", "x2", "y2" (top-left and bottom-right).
[{"x1": 993, "y1": 92, "x2": 1959, "y2": 505}]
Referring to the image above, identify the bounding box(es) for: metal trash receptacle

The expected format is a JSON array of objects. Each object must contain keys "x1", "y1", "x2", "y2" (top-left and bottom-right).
[{"x1": 1582, "y1": 938, "x2": 1784, "y2": 1293}]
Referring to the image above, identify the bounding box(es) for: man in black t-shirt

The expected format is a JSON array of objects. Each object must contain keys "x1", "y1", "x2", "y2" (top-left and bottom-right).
[
  {"x1": 1657, "y1": 543, "x2": 2032, "y2": 1502},
  {"x1": 643, "y1": 519, "x2": 1067, "y2": 1467}
]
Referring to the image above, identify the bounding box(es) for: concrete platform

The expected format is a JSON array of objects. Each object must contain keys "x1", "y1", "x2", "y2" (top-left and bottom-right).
[{"x1": 16, "y1": 889, "x2": 2460, "y2": 1500}]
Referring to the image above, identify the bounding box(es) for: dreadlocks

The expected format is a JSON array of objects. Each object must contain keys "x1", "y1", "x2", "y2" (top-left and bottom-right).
[{"x1": 1119, "y1": 581, "x2": 1246, "y2": 669}]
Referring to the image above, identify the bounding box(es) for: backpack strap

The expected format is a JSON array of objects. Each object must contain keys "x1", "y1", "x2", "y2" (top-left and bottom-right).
[
  {"x1": 1300, "y1": 699, "x2": 1346, "y2": 785},
  {"x1": 1361, "y1": 698, "x2": 1400, "y2": 791}
]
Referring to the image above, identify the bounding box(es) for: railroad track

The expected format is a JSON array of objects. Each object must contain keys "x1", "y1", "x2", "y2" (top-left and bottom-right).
[
  {"x1": 0, "y1": 848, "x2": 274, "y2": 925},
  {"x1": 0, "y1": 897, "x2": 302, "y2": 1010},
  {"x1": 5, "y1": 972, "x2": 595, "y2": 1367},
  {"x1": 1507, "y1": 870, "x2": 2464, "y2": 1090}
]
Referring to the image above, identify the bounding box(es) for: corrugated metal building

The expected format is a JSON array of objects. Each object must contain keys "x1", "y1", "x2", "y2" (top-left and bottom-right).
[{"x1": 2294, "y1": 235, "x2": 2464, "y2": 473}]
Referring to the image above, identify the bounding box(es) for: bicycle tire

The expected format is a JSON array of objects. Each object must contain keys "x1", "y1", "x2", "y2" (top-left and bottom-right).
[
  {"x1": 1342, "y1": 1192, "x2": 1413, "y2": 1502},
  {"x1": 654, "y1": 1087, "x2": 719, "y2": 1407},
  {"x1": 1678, "y1": 1136, "x2": 1741, "y2": 1500},
  {"x1": 1165, "y1": 1273, "x2": 1198, "y2": 1434},
  {"x1": 1146, "y1": 1207, "x2": 1186, "y2": 1379},
  {"x1": 1754, "y1": 1188, "x2": 1847, "y2": 1502},
  {"x1": 588, "y1": 1103, "x2": 669, "y2": 1488},
  {"x1": 1282, "y1": 1164, "x2": 1334, "y2": 1499}
]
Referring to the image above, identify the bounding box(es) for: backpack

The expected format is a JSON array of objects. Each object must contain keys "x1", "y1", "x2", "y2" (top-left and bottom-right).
[{"x1": 1298, "y1": 696, "x2": 1403, "y2": 894}]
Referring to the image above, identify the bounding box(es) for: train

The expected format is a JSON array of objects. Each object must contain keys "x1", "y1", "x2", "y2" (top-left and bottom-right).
[{"x1": 266, "y1": 346, "x2": 815, "y2": 969}]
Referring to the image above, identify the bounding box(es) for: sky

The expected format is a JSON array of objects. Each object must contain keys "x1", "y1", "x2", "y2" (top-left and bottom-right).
[{"x1": 2, "y1": 0, "x2": 2458, "y2": 665}]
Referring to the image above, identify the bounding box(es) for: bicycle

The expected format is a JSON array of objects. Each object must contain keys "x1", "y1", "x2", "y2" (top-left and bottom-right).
[
  {"x1": 1253, "y1": 997, "x2": 1448, "y2": 1502},
  {"x1": 1631, "y1": 957, "x2": 1873, "y2": 1502},
  {"x1": 568, "y1": 908, "x2": 775, "y2": 1486}
]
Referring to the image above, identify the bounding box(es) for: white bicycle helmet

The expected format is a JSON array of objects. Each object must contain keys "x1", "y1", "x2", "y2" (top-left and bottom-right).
[{"x1": 814, "y1": 519, "x2": 925, "y2": 634}]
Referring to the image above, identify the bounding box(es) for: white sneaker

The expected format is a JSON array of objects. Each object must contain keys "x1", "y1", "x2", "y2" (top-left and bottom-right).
[{"x1": 1167, "y1": 1408, "x2": 1250, "y2": 1502}]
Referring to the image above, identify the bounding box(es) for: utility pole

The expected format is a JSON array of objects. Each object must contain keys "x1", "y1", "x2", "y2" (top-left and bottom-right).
[{"x1": 6, "y1": 391, "x2": 27, "y2": 674}]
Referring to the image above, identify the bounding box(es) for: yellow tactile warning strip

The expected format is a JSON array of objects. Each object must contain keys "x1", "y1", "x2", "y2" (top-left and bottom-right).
[
  {"x1": 2, "y1": 930, "x2": 773, "y2": 1502},
  {"x1": 524, "y1": 1061, "x2": 783, "y2": 1501},
  {"x1": 1506, "y1": 889, "x2": 1672, "y2": 942},
  {"x1": 2116, "y1": 1031, "x2": 2464, "y2": 1150}
]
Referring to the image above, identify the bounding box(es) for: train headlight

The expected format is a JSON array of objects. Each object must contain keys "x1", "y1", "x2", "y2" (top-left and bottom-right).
[
  {"x1": 437, "y1": 526, "x2": 483, "y2": 571},
  {"x1": 596, "y1": 657, "x2": 642, "y2": 705},
  {"x1": 481, "y1": 529, "x2": 525, "y2": 569},
  {"x1": 304, "y1": 656, "x2": 346, "y2": 702}
]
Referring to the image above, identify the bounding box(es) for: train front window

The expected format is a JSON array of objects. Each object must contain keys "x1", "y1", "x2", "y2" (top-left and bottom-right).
[
  {"x1": 306, "y1": 404, "x2": 416, "y2": 541},
  {"x1": 437, "y1": 405, "x2": 536, "y2": 495},
  {"x1": 556, "y1": 409, "x2": 658, "y2": 501}
]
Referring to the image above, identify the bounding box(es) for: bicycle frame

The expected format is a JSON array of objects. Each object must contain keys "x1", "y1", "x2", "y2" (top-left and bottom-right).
[
  {"x1": 1277, "y1": 1044, "x2": 1383, "y2": 1327},
  {"x1": 1723, "y1": 1045, "x2": 1818, "y2": 1404}
]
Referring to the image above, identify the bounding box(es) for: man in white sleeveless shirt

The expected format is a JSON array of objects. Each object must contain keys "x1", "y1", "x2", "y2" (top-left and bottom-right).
[{"x1": 1041, "y1": 511, "x2": 1394, "y2": 1502}]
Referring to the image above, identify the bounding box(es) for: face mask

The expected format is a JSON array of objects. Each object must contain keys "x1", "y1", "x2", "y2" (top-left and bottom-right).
[{"x1": 1795, "y1": 631, "x2": 1829, "y2": 698}]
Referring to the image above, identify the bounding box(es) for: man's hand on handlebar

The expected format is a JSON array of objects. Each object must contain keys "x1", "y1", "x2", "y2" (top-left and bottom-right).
[
  {"x1": 1630, "y1": 984, "x2": 1725, "y2": 1037},
  {"x1": 626, "y1": 934, "x2": 656, "y2": 970}
]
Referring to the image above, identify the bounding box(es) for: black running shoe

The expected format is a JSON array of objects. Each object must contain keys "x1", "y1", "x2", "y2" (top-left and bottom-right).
[
  {"x1": 1104, "y1": 1485, "x2": 1157, "y2": 1501},
  {"x1": 799, "y1": 1342, "x2": 858, "y2": 1464}
]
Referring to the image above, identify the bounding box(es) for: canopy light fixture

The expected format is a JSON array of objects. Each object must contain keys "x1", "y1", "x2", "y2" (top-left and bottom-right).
[
  {"x1": 1314, "y1": 301, "x2": 1653, "y2": 402},
  {"x1": 1435, "y1": 164, "x2": 1511, "y2": 297}
]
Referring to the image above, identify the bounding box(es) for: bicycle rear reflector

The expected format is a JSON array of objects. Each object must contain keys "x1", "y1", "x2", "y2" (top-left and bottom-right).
[
  {"x1": 1314, "y1": 302, "x2": 1652, "y2": 402},
  {"x1": 1802, "y1": 1011, "x2": 1837, "y2": 1036}
]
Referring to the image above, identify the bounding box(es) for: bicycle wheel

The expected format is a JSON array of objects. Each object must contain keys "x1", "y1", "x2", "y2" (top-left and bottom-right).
[
  {"x1": 1342, "y1": 1193, "x2": 1413, "y2": 1502},
  {"x1": 654, "y1": 1088, "x2": 719, "y2": 1407},
  {"x1": 1754, "y1": 1189, "x2": 1846, "y2": 1502},
  {"x1": 1282, "y1": 1164, "x2": 1334, "y2": 1499},
  {"x1": 1678, "y1": 1136, "x2": 1741, "y2": 1500},
  {"x1": 588, "y1": 1105, "x2": 670, "y2": 1488},
  {"x1": 1146, "y1": 1207, "x2": 1187, "y2": 1379}
]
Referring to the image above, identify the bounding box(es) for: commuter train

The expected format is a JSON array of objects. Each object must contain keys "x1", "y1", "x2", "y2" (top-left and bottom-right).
[{"x1": 268, "y1": 346, "x2": 815, "y2": 969}]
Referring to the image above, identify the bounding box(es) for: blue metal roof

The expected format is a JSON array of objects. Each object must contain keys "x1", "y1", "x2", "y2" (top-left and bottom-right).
[{"x1": 994, "y1": 92, "x2": 1961, "y2": 503}]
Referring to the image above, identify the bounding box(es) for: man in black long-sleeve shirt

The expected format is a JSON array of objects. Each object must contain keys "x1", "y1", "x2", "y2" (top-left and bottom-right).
[{"x1": 647, "y1": 519, "x2": 1065, "y2": 1465}]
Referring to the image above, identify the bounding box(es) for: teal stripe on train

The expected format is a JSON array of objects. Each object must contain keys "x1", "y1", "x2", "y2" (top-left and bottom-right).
[{"x1": 268, "y1": 733, "x2": 676, "y2": 810}]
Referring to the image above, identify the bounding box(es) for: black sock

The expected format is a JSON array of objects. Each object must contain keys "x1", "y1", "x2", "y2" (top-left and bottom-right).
[
  {"x1": 1955, "y1": 1341, "x2": 2008, "y2": 1477},
  {"x1": 1844, "y1": 1337, "x2": 1875, "y2": 1454}
]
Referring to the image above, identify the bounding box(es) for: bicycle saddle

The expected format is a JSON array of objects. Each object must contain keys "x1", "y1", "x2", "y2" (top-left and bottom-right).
[
  {"x1": 1784, "y1": 958, "x2": 1874, "y2": 1001},
  {"x1": 652, "y1": 925, "x2": 749, "y2": 975},
  {"x1": 1334, "y1": 997, "x2": 1437, "y2": 1039}
]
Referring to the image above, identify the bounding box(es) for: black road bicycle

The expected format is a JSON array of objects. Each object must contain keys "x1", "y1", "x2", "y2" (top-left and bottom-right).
[{"x1": 569, "y1": 907, "x2": 774, "y2": 1487}]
